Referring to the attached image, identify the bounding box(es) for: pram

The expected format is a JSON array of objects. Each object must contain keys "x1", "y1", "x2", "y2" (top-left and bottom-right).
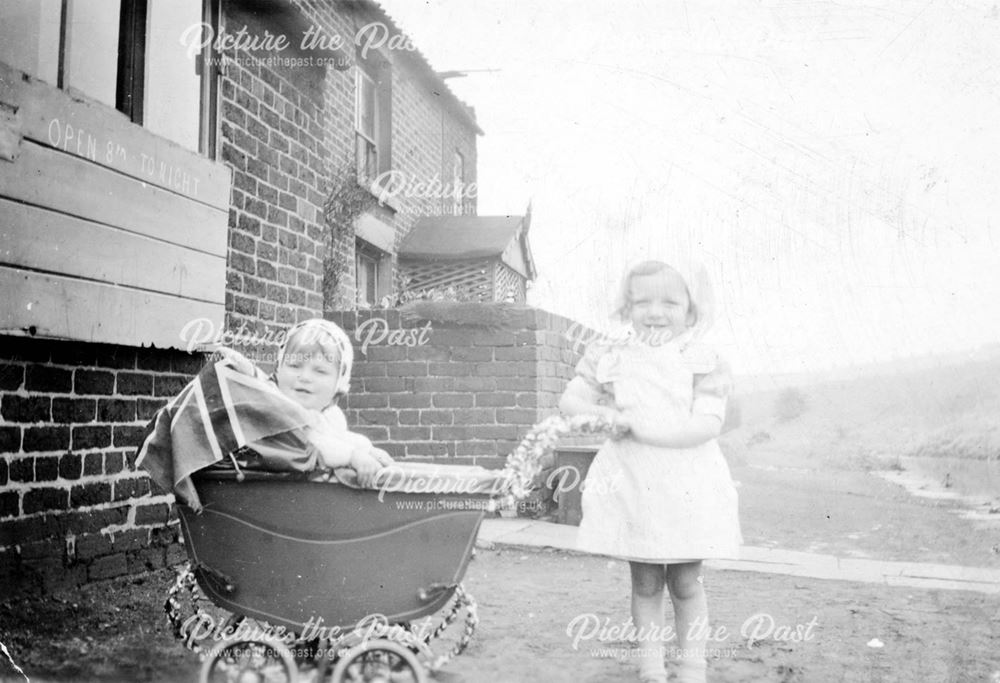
[
  {"x1": 136, "y1": 350, "x2": 616, "y2": 682},
  {"x1": 166, "y1": 462, "x2": 508, "y2": 683}
]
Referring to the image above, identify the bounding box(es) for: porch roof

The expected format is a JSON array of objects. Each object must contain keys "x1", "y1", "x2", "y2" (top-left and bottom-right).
[{"x1": 399, "y1": 215, "x2": 536, "y2": 280}]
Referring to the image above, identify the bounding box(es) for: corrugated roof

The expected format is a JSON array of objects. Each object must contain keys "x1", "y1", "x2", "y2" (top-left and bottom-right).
[{"x1": 350, "y1": 0, "x2": 484, "y2": 135}]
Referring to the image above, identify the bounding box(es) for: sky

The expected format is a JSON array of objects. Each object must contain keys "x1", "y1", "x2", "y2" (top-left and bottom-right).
[{"x1": 378, "y1": 0, "x2": 1000, "y2": 376}]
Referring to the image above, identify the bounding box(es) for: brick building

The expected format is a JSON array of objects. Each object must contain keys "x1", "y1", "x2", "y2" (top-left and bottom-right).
[{"x1": 0, "y1": 0, "x2": 546, "y2": 594}]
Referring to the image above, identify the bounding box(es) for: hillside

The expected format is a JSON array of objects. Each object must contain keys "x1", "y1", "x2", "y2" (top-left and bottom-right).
[{"x1": 724, "y1": 347, "x2": 1000, "y2": 499}]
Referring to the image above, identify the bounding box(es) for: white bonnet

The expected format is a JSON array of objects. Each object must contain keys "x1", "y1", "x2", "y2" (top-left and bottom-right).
[
  {"x1": 675, "y1": 259, "x2": 715, "y2": 341},
  {"x1": 616, "y1": 259, "x2": 716, "y2": 342},
  {"x1": 277, "y1": 318, "x2": 355, "y2": 396}
]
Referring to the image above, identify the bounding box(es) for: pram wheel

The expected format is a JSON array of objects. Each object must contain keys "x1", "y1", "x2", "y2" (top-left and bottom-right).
[
  {"x1": 328, "y1": 640, "x2": 427, "y2": 683},
  {"x1": 199, "y1": 636, "x2": 298, "y2": 683}
]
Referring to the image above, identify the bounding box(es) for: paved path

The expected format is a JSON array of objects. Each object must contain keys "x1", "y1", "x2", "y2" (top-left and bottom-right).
[{"x1": 478, "y1": 518, "x2": 1000, "y2": 594}]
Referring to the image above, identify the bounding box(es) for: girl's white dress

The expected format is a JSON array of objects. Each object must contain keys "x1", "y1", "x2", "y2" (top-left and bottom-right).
[{"x1": 575, "y1": 339, "x2": 742, "y2": 562}]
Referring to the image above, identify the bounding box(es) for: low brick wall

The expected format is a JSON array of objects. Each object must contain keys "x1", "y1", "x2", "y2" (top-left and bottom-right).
[
  {"x1": 0, "y1": 336, "x2": 201, "y2": 594},
  {"x1": 0, "y1": 304, "x2": 593, "y2": 594},
  {"x1": 328, "y1": 303, "x2": 590, "y2": 469}
]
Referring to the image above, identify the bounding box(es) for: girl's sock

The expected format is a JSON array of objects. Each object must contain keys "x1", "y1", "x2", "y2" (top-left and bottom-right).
[
  {"x1": 675, "y1": 656, "x2": 707, "y2": 683},
  {"x1": 631, "y1": 610, "x2": 667, "y2": 681},
  {"x1": 636, "y1": 648, "x2": 667, "y2": 682},
  {"x1": 668, "y1": 564, "x2": 709, "y2": 683},
  {"x1": 638, "y1": 671, "x2": 668, "y2": 683},
  {"x1": 630, "y1": 563, "x2": 668, "y2": 682}
]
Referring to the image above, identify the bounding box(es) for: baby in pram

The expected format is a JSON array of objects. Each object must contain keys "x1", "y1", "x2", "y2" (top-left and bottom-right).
[{"x1": 218, "y1": 318, "x2": 394, "y2": 486}]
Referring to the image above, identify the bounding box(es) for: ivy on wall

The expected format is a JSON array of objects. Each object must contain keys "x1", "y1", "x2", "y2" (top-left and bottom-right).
[{"x1": 323, "y1": 159, "x2": 377, "y2": 312}]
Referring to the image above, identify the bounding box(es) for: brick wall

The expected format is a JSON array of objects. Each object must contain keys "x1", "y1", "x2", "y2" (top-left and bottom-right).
[
  {"x1": 328, "y1": 304, "x2": 588, "y2": 469},
  {"x1": 223, "y1": 0, "x2": 479, "y2": 329},
  {"x1": 0, "y1": 338, "x2": 201, "y2": 594},
  {"x1": 0, "y1": 0, "x2": 482, "y2": 595}
]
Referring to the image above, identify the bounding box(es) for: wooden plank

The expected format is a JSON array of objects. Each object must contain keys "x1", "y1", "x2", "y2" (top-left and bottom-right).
[
  {"x1": 0, "y1": 61, "x2": 231, "y2": 210},
  {"x1": 0, "y1": 103, "x2": 20, "y2": 162},
  {"x1": 0, "y1": 198, "x2": 225, "y2": 303},
  {"x1": 0, "y1": 140, "x2": 227, "y2": 257},
  {"x1": 0, "y1": 267, "x2": 224, "y2": 350}
]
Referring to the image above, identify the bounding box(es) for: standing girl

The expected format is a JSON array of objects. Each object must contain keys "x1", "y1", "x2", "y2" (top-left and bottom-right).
[{"x1": 559, "y1": 260, "x2": 741, "y2": 683}]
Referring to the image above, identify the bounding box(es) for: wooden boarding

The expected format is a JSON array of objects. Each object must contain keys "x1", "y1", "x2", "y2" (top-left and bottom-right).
[
  {"x1": 0, "y1": 198, "x2": 225, "y2": 303},
  {"x1": 0, "y1": 140, "x2": 227, "y2": 257},
  {"x1": 0, "y1": 62, "x2": 230, "y2": 210},
  {"x1": 0, "y1": 267, "x2": 224, "y2": 350},
  {"x1": 0, "y1": 62, "x2": 233, "y2": 349}
]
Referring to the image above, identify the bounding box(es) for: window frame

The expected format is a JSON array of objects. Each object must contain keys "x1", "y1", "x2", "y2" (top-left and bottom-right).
[
  {"x1": 41, "y1": 0, "x2": 223, "y2": 157},
  {"x1": 115, "y1": 0, "x2": 147, "y2": 124},
  {"x1": 353, "y1": 53, "x2": 392, "y2": 184},
  {"x1": 452, "y1": 150, "x2": 465, "y2": 215},
  {"x1": 197, "y1": 0, "x2": 222, "y2": 158}
]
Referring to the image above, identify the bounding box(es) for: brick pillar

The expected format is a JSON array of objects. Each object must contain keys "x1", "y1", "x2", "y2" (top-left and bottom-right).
[{"x1": 327, "y1": 303, "x2": 591, "y2": 470}]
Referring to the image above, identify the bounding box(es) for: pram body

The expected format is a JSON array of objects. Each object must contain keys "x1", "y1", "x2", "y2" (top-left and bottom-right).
[
  {"x1": 169, "y1": 464, "x2": 506, "y2": 682},
  {"x1": 179, "y1": 467, "x2": 492, "y2": 631}
]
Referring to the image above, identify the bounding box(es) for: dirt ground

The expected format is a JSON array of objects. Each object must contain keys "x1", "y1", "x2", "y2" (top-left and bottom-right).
[
  {"x1": 3, "y1": 455, "x2": 1000, "y2": 682},
  {"x1": 1, "y1": 545, "x2": 998, "y2": 683},
  {"x1": 4, "y1": 363, "x2": 1000, "y2": 682}
]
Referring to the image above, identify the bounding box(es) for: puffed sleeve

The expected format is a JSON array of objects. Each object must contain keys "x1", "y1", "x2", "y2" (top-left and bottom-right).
[
  {"x1": 692, "y1": 358, "x2": 732, "y2": 423},
  {"x1": 574, "y1": 343, "x2": 615, "y2": 394}
]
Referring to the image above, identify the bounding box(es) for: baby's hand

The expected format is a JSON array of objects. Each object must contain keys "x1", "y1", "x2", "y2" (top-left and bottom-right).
[
  {"x1": 349, "y1": 447, "x2": 391, "y2": 487},
  {"x1": 370, "y1": 447, "x2": 395, "y2": 467}
]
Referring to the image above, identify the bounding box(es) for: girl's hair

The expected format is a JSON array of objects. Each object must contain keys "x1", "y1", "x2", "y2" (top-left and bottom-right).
[{"x1": 613, "y1": 260, "x2": 698, "y2": 324}]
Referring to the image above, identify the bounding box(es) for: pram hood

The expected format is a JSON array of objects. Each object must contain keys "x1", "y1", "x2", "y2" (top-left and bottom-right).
[{"x1": 134, "y1": 355, "x2": 318, "y2": 511}]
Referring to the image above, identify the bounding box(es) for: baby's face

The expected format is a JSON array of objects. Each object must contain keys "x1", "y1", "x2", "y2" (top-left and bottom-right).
[
  {"x1": 627, "y1": 270, "x2": 693, "y2": 340},
  {"x1": 276, "y1": 350, "x2": 341, "y2": 411}
]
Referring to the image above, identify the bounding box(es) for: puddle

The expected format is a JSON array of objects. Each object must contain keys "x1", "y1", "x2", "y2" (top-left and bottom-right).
[
  {"x1": 872, "y1": 457, "x2": 1000, "y2": 529},
  {"x1": 748, "y1": 464, "x2": 814, "y2": 474}
]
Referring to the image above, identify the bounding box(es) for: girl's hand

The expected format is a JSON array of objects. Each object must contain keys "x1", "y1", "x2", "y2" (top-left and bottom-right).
[
  {"x1": 622, "y1": 411, "x2": 668, "y2": 444},
  {"x1": 602, "y1": 408, "x2": 631, "y2": 439},
  {"x1": 619, "y1": 412, "x2": 722, "y2": 448}
]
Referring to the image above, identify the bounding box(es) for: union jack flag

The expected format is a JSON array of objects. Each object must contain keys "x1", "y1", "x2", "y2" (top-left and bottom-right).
[{"x1": 134, "y1": 356, "x2": 316, "y2": 510}]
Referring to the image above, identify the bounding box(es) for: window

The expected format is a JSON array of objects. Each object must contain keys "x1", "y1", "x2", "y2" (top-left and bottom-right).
[
  {"x1": 141, "y1": 1, "x2": 211, "y2": 152},
  {"x1": 354, "y1": 57, "x2": 392, "y2": 182},
  {"x1": 0, "y1": 0, "x2": 220, "y2": 155},
  {"x1": 67, "y1": 0, "x2": 123, "y2": 106},
  {"x1": 0, "y1": 1, "x2": 60, "y2": 82},
  {"x1": 355, "y1": 70, "x2": 378, "y2": 179},
  {"x1": 356, "y1": 250, "x2": 378, "y2": 308},
  {"x1": 355, "y1": 239, "x2": 390, "y2": 308}
]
